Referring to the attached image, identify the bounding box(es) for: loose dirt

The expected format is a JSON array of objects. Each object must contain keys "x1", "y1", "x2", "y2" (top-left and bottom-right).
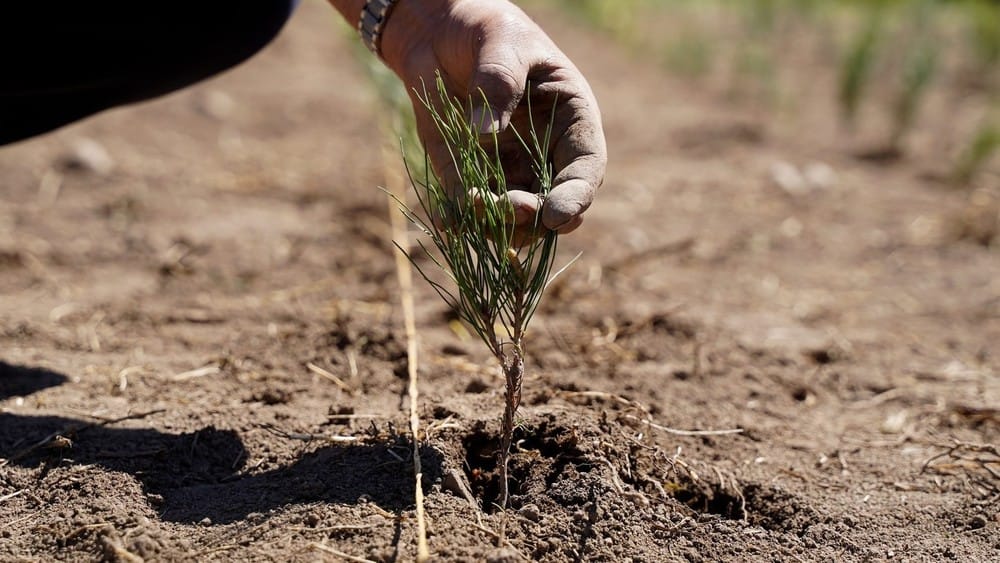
[{"x1": 1, "y1": 2, "x2": 997, "y2": 561}]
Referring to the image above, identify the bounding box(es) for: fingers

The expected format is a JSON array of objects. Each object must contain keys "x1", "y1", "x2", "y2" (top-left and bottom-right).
[
  {"x1": 506, "y1": 189, "x2": 542, "y2": 225},
  {"x1": 542, "y1": 81, "x2": 607, "y2": 231},
  {"x1": 468, "y1": 34, "x2": 531, "y2": 135},
  {"x1": 444, "y1": 189, "x2": 547, "y2": 247},
  {"x1": 471, "y1": 189, "x2": 539, "y2": 227},
  {"x1": 543, "y1": 173, "x2": 600, "y2": 231},
  {"x1": 402, "y1": 7, "x2": 606, "y2": 239}
]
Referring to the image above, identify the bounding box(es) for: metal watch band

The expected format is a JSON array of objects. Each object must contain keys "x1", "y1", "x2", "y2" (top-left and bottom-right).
[{"x1": 358, "y1": 0, "x2": 401, "y2": 57}]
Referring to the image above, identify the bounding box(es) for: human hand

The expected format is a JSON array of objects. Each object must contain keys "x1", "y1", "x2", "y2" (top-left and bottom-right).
[{"x1": 379, "y1": 0, "x2": 607, "y2": 239}]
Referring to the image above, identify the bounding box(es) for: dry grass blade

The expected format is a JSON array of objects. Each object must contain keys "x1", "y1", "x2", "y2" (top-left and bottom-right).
[
  {"x1": 922, "y1": 441, "x2": 1000, "y2": 493},
  {"x1": 356, "y1": 38, "x2": 431, "y2": 561},
  {"x1": 307, "y1": 362, "x2": 354, "y2": 394},
  {"x1": 625, "y1": 415, "x2": 745, "y2": 437},
  {"x1": 0, "y1": 490, "x2": 24, "y2": 503},
  {"x1": 170, "y1": 365, "x2": 220, "y2": 382},
  {"x1": 308, "y1": 542, "x2": 378, "y2": 563},
  {"x1": 258, "y1": 423, "x2": 358, "y2": 444},
  {"x1": 560, "y1": 390, "x2": 744, "y2": 436},
  {"x1": 380, "y1": 115, "x2": 430, "y2": 562}
]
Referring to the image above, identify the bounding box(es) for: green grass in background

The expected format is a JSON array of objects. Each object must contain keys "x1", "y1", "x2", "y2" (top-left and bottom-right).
[{"x1": 551, "y1": 0, "x2": 998, "y2": 180}]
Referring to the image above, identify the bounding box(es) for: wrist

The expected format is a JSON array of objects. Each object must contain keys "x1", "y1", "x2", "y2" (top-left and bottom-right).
[
  {"x1": 327, "y1": 0, "x2": 367, "y2": 23},
  {"x1": 379, "y1": 0, "x2": 455, "y2": 73}
]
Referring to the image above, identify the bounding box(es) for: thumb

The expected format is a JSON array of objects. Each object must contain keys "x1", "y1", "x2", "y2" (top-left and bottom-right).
[
  {"x1": 543, "y1": 178, "x2": 595, "y2": 231},
  {"x1": 468, "y1": 50, "x2": 529, "y2": 135}
]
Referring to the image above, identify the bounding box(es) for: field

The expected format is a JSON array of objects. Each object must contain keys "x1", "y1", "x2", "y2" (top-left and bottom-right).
[{"x1": 1, "y1": 1, "x2": 998, "y2": 561}]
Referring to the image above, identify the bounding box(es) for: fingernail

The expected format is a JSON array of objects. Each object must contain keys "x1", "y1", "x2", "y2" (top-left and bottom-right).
[{"x1": 470, "y1": 105, "x2": 500, "y2": 135}]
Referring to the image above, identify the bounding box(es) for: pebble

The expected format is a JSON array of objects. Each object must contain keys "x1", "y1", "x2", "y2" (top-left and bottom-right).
[
  {"x1": 60, "y1": 138, "x2": 114, "y2": 175},
  {"x1": 518, "y1": 503, "x2": 541, "y2": 522},
  {"x1": 769, "y1": 160, "x2": 837, "y2": 197},
  {"x1": 196, "y1": 90, "x2": 236, "y2": 120}
]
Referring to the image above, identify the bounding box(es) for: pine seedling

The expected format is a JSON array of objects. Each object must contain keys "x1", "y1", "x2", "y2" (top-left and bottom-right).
[{"x1": 393, "y1": 75, "x2": 563, "y2": 514}]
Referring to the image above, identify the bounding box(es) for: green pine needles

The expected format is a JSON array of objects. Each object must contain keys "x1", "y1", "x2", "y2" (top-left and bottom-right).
[{"x1": 393, "y1": 75, "x2": 563, "y2": 515}]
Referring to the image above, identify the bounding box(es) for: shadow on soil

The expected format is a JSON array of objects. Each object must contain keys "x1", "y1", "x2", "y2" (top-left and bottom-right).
[
  {"x1": 0, "y1": 362, "x2": 443, "y2": 526},
  {"x1": 0, "y1": 361, "x2": 68, "y2": 400}
]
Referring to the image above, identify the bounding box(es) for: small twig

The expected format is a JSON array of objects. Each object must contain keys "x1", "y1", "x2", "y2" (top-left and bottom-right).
[
  {"x1": 2, "y1": 409, "x2": 166, "y2": 466},
  {"x1": 0, "y1": 490, "x2": 24, "y2": 503},
  {"x1": 471, "y1": 521, "x2": 502, "y2": 541},
  {"x1": 559, "y1": 391, "x2": 742, "y2": 436},
  {"x1": 171, "y1": 365, "x2": 221, "y2": 382},
  {"x1": 470, "y1": 522, "x2": 529, "y2": 560},
  {"x1": 627, "y1": 415, "x2": 744, "y2": 437},
  {"x1": 560, "y1": 390, "x2": 640, "y2": 409},
  {"x1": 0, "y1": 511, "x2": 40, "y2": 531},
  {"x1": 98, "y1": 409, "x2": 167, "y2": 426},
  {"x1": 847, "y1": 388, "x2": 905, "y2": 410},
  {"x1": 921, "y1": 441, "x2": 1000, "y2": 474},
  {"x1": 921, "y1": 440, "x2": 1000, "y2": 496},
  {"x1": 258, "y1": 424, "x2": 358, "y2": 444},
  {"x1": 326, "y1": 414, "x2": 390, "y2": 421},
  {"x1": 347, "y1": 350, "x2": 359, "y2": 380},
  {"x1": 307, "y1": 362, "x2": 354, "y2": 395},
  {"x1": 599, "y1": 458, "x2": 625, "y2": 494},
  {"x1": 367, "y1": 503, "x2": 399, "y2": 521},
  {"x1": 63, "y1": 522, "x2": 112, "y2": 542},
  {"x1": 308, "y1": 542, "x2": 378, "y2": 563},
  {"x1": 289, "y1": 524, "x2": 379, "y2": 533}
]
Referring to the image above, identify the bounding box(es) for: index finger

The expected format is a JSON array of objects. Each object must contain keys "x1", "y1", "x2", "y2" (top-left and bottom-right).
[{"x1": 534, "y1": 69, "x2": 607, "y2": 230}]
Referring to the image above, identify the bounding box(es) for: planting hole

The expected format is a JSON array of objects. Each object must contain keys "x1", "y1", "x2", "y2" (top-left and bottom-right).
[{"x1": 461, "y1": 419, "x2": 587, "y2": 513}]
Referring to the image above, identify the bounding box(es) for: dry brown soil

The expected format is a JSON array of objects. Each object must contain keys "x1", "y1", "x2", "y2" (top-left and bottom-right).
[{"x1": 1, "y1": 3, "x2": 998, "y2": 562}]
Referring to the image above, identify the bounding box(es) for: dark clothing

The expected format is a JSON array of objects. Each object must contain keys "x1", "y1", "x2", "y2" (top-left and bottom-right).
[{"x1": 0, "y1": 1, "x2": 298, "y2": 146}]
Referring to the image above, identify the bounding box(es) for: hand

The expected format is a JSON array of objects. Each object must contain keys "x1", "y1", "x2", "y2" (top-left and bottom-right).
[{"x1": 380, "y1": 0, "x2": 607, "y2": 239}]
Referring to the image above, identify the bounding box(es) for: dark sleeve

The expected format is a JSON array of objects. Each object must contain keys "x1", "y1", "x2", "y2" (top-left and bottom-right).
[{"x1": 0, "y1": 1, "x2": 299, "y2": 146}]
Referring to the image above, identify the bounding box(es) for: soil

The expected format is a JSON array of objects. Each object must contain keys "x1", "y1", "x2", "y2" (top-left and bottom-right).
[{"x1": 1, "y1": 2, "x2": 998, "y2": 562}]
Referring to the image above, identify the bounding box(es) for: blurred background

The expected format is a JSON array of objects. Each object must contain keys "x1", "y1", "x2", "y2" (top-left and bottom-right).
[{"x1": 548, "y1": 0, "x2": 999, "y2": 187}]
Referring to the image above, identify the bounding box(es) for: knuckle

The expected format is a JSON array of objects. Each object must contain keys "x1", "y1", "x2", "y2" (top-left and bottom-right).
[{"x1": 476, "y1": 61, "x2": 523, "y2": 96}]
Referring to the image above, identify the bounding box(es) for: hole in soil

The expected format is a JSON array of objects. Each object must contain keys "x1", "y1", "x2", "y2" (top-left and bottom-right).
[
  {"x1": 791, "y1": 387, "x2": 811, "y2": 402},
  {"x1": 462, "y1": 419, "x2": 587, "y2": 513},
  {"x1": 673, "y1": 482, "x2": 816, "y2": 533},
  {"x1": 432, "y1": 406, "x2": 458, "y2": 420},
  {"x1": 807, "y1": 348, "x2": 835, "y2": 364},
  {"x1": 673, "y1": 483, "x2": 746, "y2": 521},
  {"x1": 464, "y1": 379, "x2": 489, "y2": 394}
]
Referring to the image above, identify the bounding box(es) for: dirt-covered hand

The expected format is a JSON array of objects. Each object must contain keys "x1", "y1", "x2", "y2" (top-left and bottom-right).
[{"x1": 380, "y1": 0, "x2": 607, "y2": 237}]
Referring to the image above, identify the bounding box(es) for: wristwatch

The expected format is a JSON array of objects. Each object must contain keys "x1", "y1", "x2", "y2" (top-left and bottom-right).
[{"x1": 359, "y1": 0, "x2": 401, "y2": 57}]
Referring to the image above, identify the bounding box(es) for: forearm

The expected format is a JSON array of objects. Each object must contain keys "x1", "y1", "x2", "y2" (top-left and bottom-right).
[{"x1": 326, "y1": 0, "x2": 367, "y2": 23}]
